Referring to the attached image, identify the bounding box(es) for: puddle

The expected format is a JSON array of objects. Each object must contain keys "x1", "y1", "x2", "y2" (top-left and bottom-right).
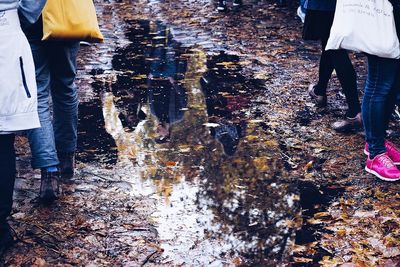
[
  {"x1": 77, "y1": 95, "x2": 118, "y2": 166},
  {"x1": 292, "y1": 181, "x2": 346, "y2": 266},
  {"x1": 83, "y1": 19, "x2": 300, "y2": 265}
]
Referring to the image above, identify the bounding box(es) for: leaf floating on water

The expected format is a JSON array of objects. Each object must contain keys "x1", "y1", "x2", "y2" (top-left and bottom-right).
[
  {"x1": 307, "y1": 218, "x2": 324, "y2": 225},
  {"x1": 166, "y1": 161, "x2": 177, "y2": 167},
  {"x1": 319, "y1": 256, "x2": 343, "y2": 267},
  {"x1": 314, "y1": 212, "x2": 331, "y2": 219},
  {"x1": 203, "y1": 123, "x2": 220, "y2": 127},
  {"x1": 131, "y1": 74, "x2": 147, "y2": 80},
  {"x1": 246, "y1": 135, "x2": 259, "y2": 141},
  {"x1": 249, "y1": 119, "x2": 264, "y2": 123},
  {"x1": 293, "y1": 257, "x2": 313, "y2": 263}
]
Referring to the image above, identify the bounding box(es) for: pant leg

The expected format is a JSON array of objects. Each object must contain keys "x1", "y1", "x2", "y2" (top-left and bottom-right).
[
  {"x1": 314, "y1": 40, "x2": 334, "y2": 96},
  {"x1": 47, "y1": 42, "x2": 80, "y2": 154},
  {"x1": 397, "y1": 89, "x2": 400, "y2": 106},
  {"x1": 384, "y1": 66, "x2": 400, "y2": 130},
  {"x1": 362, "y1": 55, "x2": 399, "y2": 158},
  {"x1": 0, "y1": 135, "x2": 15, "y2": 227},
  {"x1": 27, "y1": 41, "x2": 59, "y2": 169},
  {"x1": 329, "y1": 49, "x2": 361, "y2": 118}
]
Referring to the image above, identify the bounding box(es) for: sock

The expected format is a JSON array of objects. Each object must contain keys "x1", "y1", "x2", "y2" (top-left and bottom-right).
[{"x1": 44, "y1": 166, "x2": 58, "y2": 173}]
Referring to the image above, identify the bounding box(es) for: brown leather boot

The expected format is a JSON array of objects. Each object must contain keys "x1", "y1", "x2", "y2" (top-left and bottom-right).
[
  {"x1": 332, "y1": 113, "x2": 362, "y2": 133},
  {"x1": 308, "y1": 84, "x2": 327, "y2": 108},
  {"x1": 39, "y1": 170, "x2": 60, "y2": 203},
  {"x1": 58, "y1": 152, "x2": 75, "y2": 179}
]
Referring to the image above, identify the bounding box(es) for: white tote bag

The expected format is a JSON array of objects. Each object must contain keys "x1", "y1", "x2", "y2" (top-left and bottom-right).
[{"x1": 326, "y1": 0, "x2": 400, "y2": 59}]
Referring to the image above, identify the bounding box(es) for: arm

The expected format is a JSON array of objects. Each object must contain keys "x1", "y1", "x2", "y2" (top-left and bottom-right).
[{"x1": 18, "y1": 0, "x2": 47, "y2": 24}]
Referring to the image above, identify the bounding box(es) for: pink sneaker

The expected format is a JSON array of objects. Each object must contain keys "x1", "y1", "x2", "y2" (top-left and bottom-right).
[
  {"x1": 365, "y1": 153, "x2": 400, "y2": 182},
  {"x1": 364, "y1": 141, "x2": 400, "y2": 165}
]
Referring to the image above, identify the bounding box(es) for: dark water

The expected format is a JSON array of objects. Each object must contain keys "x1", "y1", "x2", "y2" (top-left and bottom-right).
[
  {"x1": 77, "y1": 89, "x2": 118, "y2": 166},
  {"x1": 76, "y1": 19, "x2": 343, "y2": 265}
]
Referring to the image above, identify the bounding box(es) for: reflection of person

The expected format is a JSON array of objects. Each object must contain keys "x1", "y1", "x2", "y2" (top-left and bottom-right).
[
  {"x1": 303, "y1": 0, "x2": 362, "y2": 133},
  {"x1": 210, "y1": 122, "x2": 244, "y2": 156},
  {"x1": 148, "y1": 80, "x2": 187, "y2": 143},
  {"x1": 0, "y1": 0, "x2": 45, "y2": 255},
  {"x1": 146, "y1": 22, "x2": 188, "y2": 143},
  {"x1": 201, "y1": 52, "x2": 248, "y2": 156},
  {"x1": 24, "y1": 8, "x2": 81, "y2": 202}
]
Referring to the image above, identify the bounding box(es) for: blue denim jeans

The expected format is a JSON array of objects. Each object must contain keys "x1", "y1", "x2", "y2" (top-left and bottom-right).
[
  {"x1": 27, "y1": 41, "x2": 80, "y2": 169},
  {"x1": 362, "y1": 55, "x2": 400, "y2": 158}
]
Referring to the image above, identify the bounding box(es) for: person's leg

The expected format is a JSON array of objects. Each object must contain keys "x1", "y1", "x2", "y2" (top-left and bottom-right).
[
  {"x1": 0, "y1": 134, "x2": 16, "y2": 254},
  {"x1": 397, "y1": 90, "x2": 400, "y2": 106},
  {"x1": 363, "y1": 55, "x2": 399, "y2": 157},
  {"x1": 27, "y1": 41, "x2": 60, "y2": 202},
  {"x1": 363, "y1": 55, "x2": 400, "y2": 181},
  {"x1": 309, "y1": 38, "x2": 333, "y2": 107},
  {"x1": 26, "y1": 41, "x2": 59, "y2": 170},
  {"x1": 384, "y1": 65, "x2": 400, "y2": 128},
  {"x1": 328, "y1": 49, "x2": 362, "y2": 132},
  {"x1": 48, "y1": 41, "x2": 80, "y2": 177},
  {"x1": 313, "y1": 38, "x2": 334, "y2": 96},
  {"x1": 330, "y1": 49, "x2": 361, "y2": 118}
]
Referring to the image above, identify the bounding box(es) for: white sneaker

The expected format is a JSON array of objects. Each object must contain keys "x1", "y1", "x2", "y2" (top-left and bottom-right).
[{"x1": 297, "y1": 6, "x2": 305, "y2": 23}]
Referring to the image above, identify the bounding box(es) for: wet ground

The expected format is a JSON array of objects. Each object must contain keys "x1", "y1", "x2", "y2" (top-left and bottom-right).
[{"x1": 2, "y1": 0, "x2": 400, "y2": 266}]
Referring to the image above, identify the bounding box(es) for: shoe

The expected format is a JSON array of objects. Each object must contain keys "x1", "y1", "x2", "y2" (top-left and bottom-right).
[
  {"x1": 308, "y1": 84, "x2": 327, "y2": 108},
  {"x1": 365, "y1": 153, "x2": 400, "y2": 182},
  {"x1": 217, "y1": 1, "x2": 227, "y2": 11},
  {"x1": 364, "y1": 140, "x2": 400, "y2": 165},
  {"x1": 39, "y1": 170, "x2": 60, "y2": 203},
  {"x1": 0, "y1": 224, "x2": 14, "y2": 257},
  {"x1": 332, "y1": 113, "x2": 362, "y2": 133},
  {"x1": 297, "y1": 6, "x2": 305, "y2": 23},
  {"x1": 58, "y1": 152, "x2": 75, "y2": 179},
  {"x1": 233, "y1": 0, "x2": 243, "y2": 6}
]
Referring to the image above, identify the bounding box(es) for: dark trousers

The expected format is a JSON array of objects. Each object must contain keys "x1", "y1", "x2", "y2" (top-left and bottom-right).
[
  {"x1": 314, "y1": 39, "x2": 361, "y2": 118},
  {"x1": 0, "y1": 135, "x2": 16, "y2": 231}
]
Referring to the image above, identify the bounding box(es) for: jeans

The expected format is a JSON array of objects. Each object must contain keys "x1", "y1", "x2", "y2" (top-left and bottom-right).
[
  {"x1": 397, "y1": 91, "x2": 400, "y2": 106},
  {"x1": 27, "y1": 41, "x2": 80, "y2": 169},
  {"x1": 314, "y1": 39, "x2": 361, "y2": 118},
  {"x1": 0, "y1": 135, "x2": 15, "y2": 228},
  {"x1": 300, "y1": 0, "x2": 306, "y2": 12},
  {"x1": 362, "y1": 55, "x2": 400, "y2": 158}
]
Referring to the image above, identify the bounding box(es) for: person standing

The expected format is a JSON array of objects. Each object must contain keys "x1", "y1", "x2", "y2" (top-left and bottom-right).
[
  {"x1": 24, "y1": 10, "x2": 80, "y2": 202},
  {"x1": 0, "y1": 0, "x2": 45, "y2": 255},
  {"x1": 303, "y1": 0, "x2": 363, "y2": 133},
  {"x1": 362, "y1": 0, "x2": 400, "y2": 181}
]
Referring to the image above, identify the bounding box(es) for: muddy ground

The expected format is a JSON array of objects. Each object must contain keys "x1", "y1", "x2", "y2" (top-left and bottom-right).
[{"x1": 2, "y1": 0, "x2": 400, "y2": 266}]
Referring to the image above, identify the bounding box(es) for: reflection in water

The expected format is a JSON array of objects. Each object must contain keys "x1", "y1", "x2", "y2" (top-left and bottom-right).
[
  {"x1": 147, "y1": 21, "x2": 188, "y2": 143},
  {"x1": 201, "y1": 52, "x2": 249, "y2": 156},
  {"x1": 77, "y1": 93, "x2": 118, "y2": 166},
  {"x1": 95, "y1": 19, "x2": 299, "y2": 265}
]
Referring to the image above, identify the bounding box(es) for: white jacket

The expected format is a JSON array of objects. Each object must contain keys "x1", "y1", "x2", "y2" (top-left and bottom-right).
[{"x1": 0, "y1": 9, "x2": 40, "y2": 133}]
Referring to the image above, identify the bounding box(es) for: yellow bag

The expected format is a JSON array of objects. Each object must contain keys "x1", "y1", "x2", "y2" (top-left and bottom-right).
[{"x1": 42, "y1": 0, "x2": 104, "y2": 43}]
